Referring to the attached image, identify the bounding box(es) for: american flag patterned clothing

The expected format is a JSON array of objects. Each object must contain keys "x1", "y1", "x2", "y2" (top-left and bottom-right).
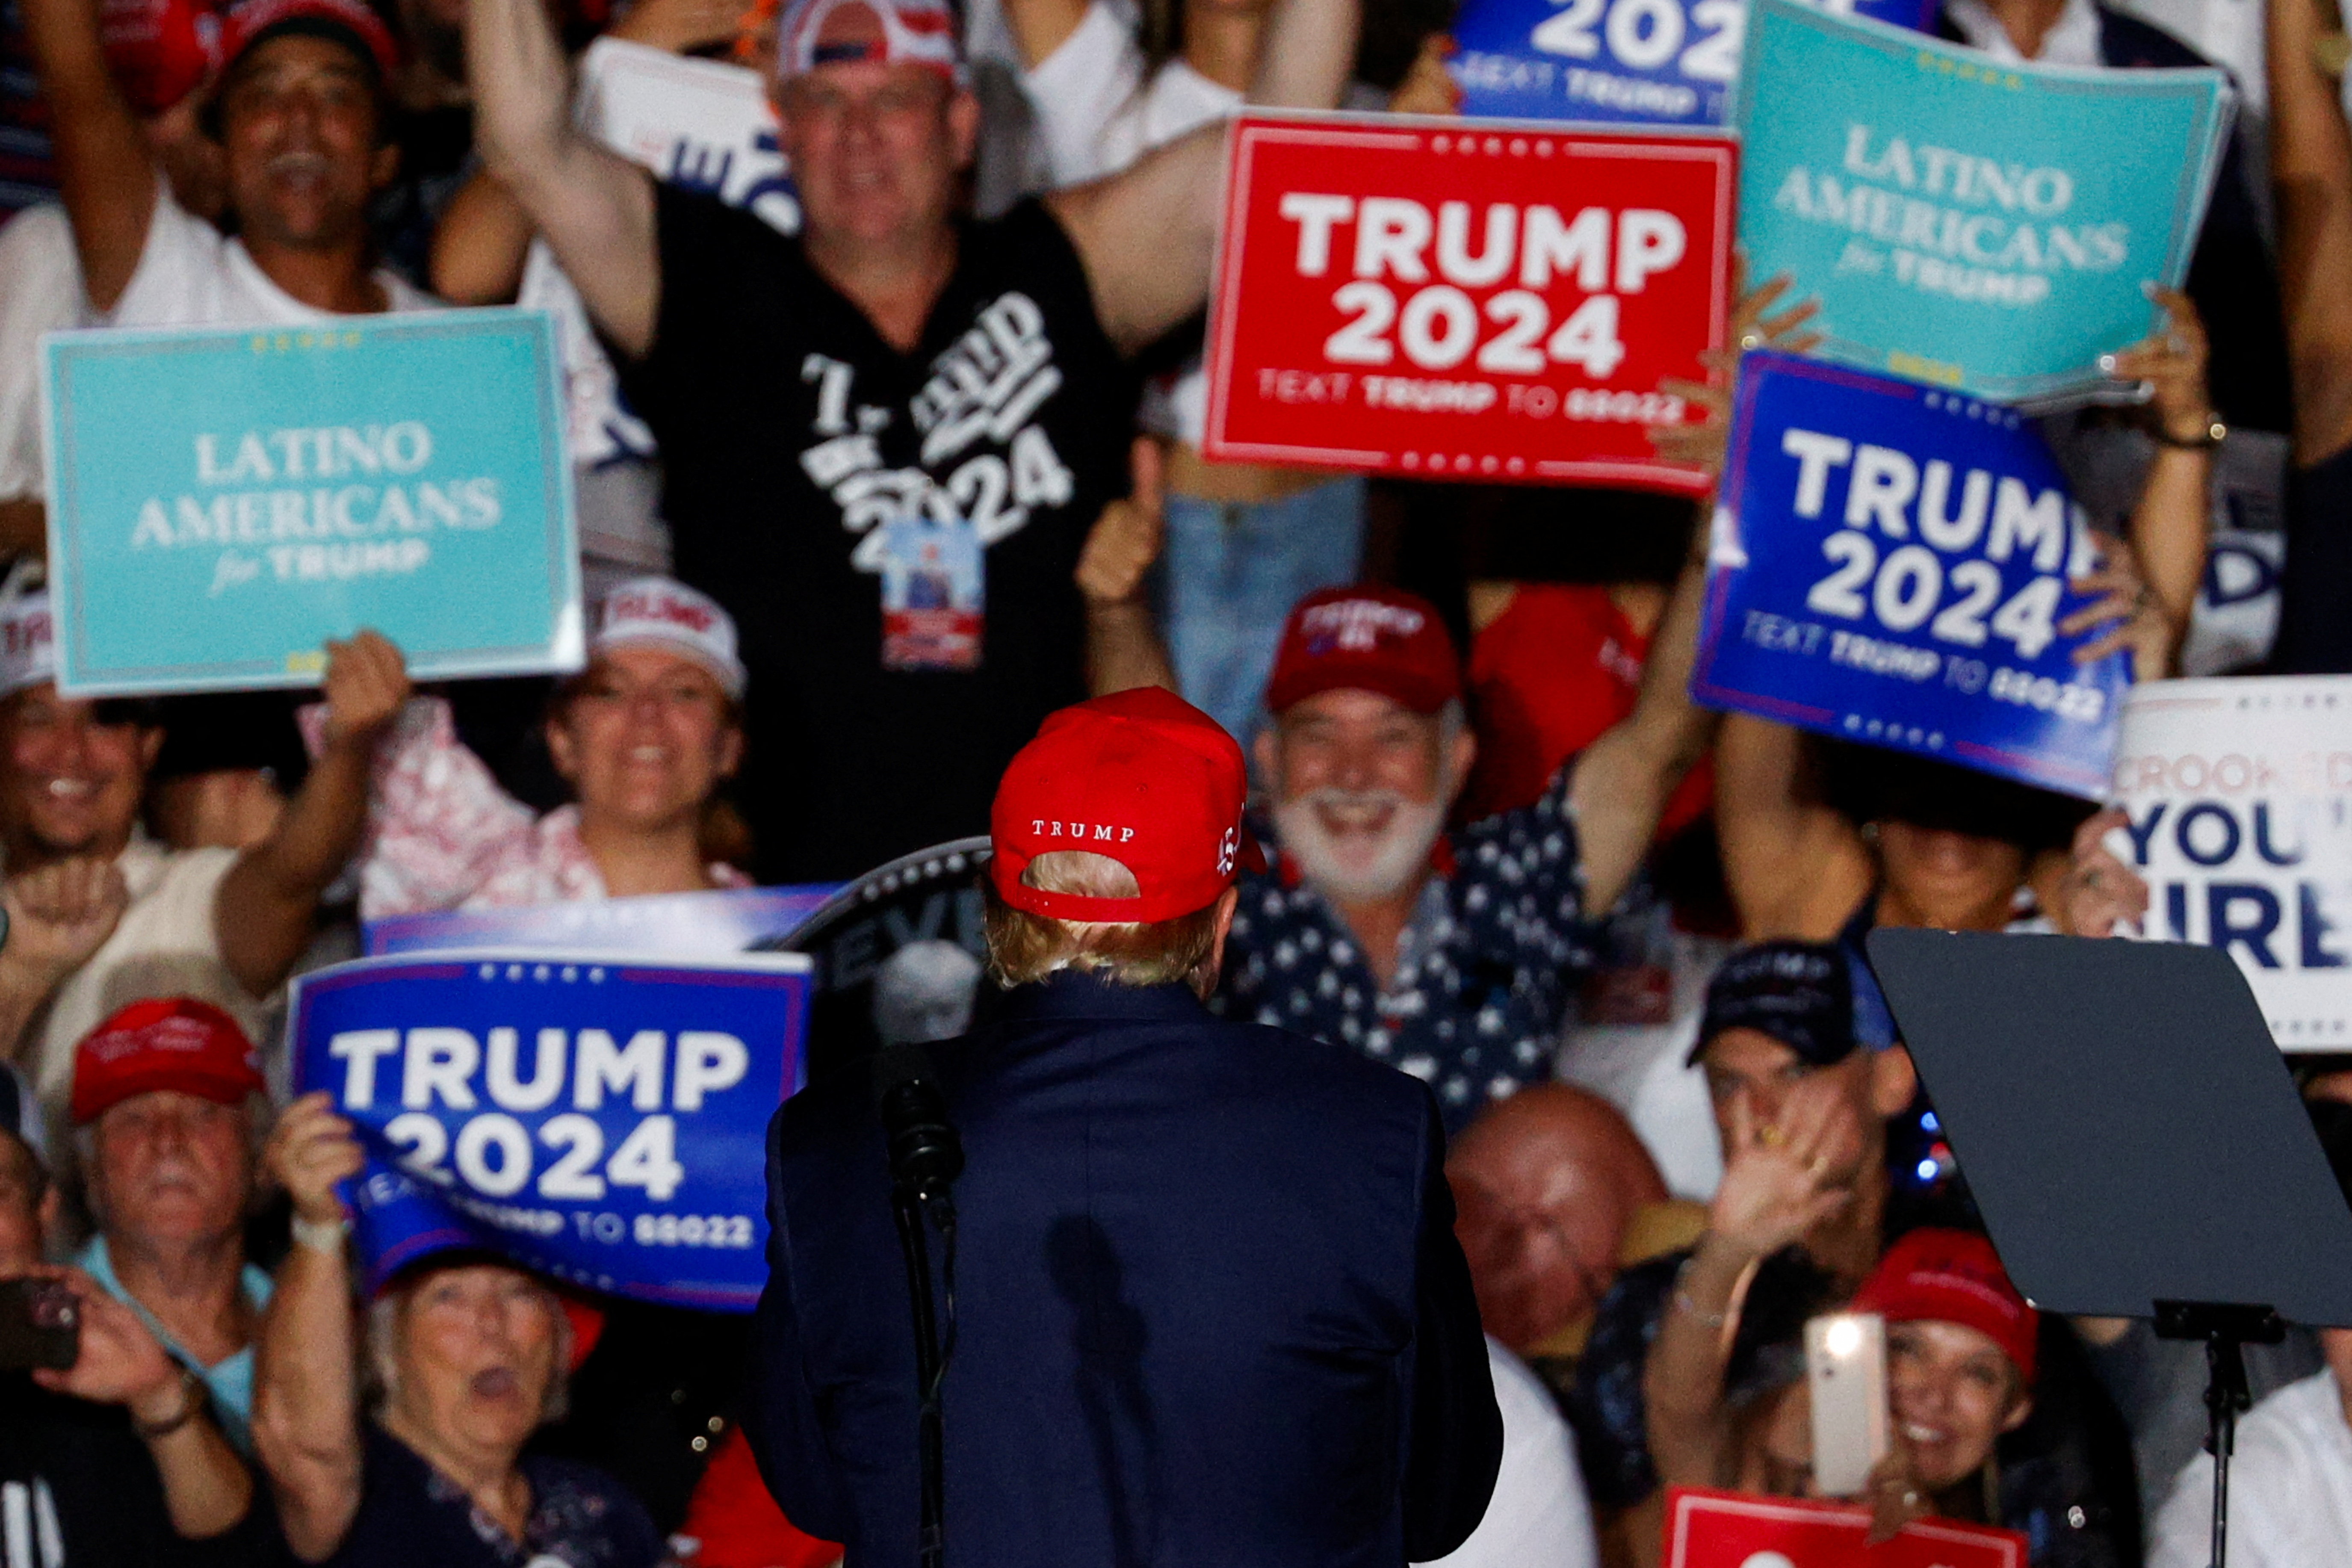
[{"x1": 1217, "y1": 763, "x2": 1598, "y2": 1135}]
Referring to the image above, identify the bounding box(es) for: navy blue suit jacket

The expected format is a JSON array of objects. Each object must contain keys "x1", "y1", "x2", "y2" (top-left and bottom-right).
[{"x1": 748, "y1": 971, "x2": 1502, "y2": 1567}]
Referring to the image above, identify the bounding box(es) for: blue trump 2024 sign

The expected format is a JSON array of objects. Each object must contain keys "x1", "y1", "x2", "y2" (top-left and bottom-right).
[
  {"x1": 1733, "y1": 0, "x2": 2230, "y2": 405},
  {"x1": 1451, "y1": 0, "x2": 1935, "y2": 127},
  {"x1": 292, "y1": 951, "x2": 810, "y2": 1309},
  {"x1": 1692, "y1": 351, "x2": 2130, "y2": 798},
  {"x1": 41, "y1": 309, "x2": 581, "y2": 696}
]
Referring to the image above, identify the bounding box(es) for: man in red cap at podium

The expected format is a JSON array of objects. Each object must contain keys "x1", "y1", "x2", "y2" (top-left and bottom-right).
[{"x1": 748, "y1": 685, "x2": 1502, "y2": 1568}]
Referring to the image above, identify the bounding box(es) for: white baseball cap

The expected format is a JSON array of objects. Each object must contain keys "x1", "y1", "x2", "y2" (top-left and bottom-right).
[
  {"x1": 0, "y1": 590, "x2": 56, "y2": 701},
  {"x1": 774, "y1": 0, "x2": 965, "y2": 85},
  {"x1": 592, "y1": 577, "x2": 747, "y2": 700}
]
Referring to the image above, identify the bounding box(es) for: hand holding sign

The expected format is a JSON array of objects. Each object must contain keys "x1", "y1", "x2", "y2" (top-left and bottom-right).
[
  {"x1": 2057, "y1": 807, "x2": 2148, "y2": 938},
  {"x1": 316, "y1": 631, "x2": 412, "y2": 755},
  {"x1": 2057, "y1": 543, "x2": 2175, "y2": 680},
  {"x1": 1648, "y1": 262, "x2": 1823, "y2": 479},
  {"x1": 269, "y1": 1091, "x2": 367, "y2": 1228},
  {"x1": 2104, "y1": 287, "x2": 2217, "y2": 446}
]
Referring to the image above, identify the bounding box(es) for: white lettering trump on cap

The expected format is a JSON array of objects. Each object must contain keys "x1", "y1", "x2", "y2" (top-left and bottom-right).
[{"x1": 1031, "y1": 820, "x2": 1138, "y2": 843}]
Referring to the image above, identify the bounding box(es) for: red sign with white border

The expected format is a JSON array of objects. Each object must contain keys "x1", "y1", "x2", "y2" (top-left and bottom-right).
[
  {"x1": 1664, "y1": 1488, "x2": 2027, "y2": 1568},
  {"x1": 1203, "y1": 112, "x2": 1735, "y2": 495}
]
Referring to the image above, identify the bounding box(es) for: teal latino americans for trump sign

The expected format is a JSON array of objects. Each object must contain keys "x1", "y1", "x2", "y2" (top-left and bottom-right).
[
  {"x1": 40, "y1": 308, "x2": 582, "y2": 696},
  {"x1": 1732, "y1": 0, "x2": 2231, "y2": 406}
]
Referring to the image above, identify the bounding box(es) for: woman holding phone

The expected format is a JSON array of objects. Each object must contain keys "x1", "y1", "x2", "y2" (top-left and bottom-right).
[{"x1": 1644, "y1": 1197, "x2": 2127, "y2": 1566}]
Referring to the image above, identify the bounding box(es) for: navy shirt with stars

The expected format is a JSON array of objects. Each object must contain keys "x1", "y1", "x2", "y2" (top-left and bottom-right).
[{"x1": 1218, "y1": 763, "x2": 1596, "y2": 1135}]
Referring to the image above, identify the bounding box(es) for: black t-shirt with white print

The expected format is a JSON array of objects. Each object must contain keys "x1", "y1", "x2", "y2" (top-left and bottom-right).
[{"x1": 620, "y1": 186, "x2": 1135, "y2": 883}]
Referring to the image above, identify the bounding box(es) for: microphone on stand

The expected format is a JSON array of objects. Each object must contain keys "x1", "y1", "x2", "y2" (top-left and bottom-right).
[{"x1": 875, "y1": 1044, "x2": 964, "y2": 1209}]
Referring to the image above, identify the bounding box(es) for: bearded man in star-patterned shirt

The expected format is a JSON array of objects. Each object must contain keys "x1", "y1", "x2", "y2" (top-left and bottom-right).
[{"x1": 1222, "y1": 559, "x2": 1713, "y2": 1136}]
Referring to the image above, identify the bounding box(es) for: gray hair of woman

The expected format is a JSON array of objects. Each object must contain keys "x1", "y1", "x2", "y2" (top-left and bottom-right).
[{"x1": 363, "y1": 1256, "x2": 574, "y2": 1427}]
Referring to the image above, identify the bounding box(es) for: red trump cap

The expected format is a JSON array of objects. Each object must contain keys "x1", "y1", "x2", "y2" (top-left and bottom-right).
[
  {"x1": 71, "y1": 997, "x2": 265, "y2": 1125},
  {"x1": 1264, "y1": 585, "x2": 1462, "y2": 717},
  {"x1": 990, "y1": 687, "x2": 1264, "y2": 924},
  {"x1": 216, "y1": 0, "x2": 399, "y2": 81},
  {"x1": 1852, "y1": 1228, "x2": 2040, "y2": 1387}
]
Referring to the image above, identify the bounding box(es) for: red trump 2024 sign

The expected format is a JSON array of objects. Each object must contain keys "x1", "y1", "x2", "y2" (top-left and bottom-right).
[
  {"x1": 1664, "y1": 1488, "x2": 2027, "y2": 1568},
  {"x1": 1204, "y1": 113, "x2": 1736, "y2": 495}
]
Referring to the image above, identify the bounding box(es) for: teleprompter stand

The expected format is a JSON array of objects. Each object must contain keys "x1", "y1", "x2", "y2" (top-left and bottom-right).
[
  {"x1": 1867, "y1": 931, "x2": 2352, "y2": 1568},
  {"x1": 2152, "y1": 1301, "x2": 2284, "y2": 1568}
]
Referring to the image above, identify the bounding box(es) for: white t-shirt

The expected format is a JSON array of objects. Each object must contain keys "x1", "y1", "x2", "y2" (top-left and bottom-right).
[
  {"x1": 2149, "y1": 1368, "x2": 2352, "y2": 1568},
  {"x1": 1943, "y1": 0, "x2": 2104, "y2": 66},
  {"x1": 101, "y1": 182, "x2": 439, "y2": 329},
  {"x1": 25, "y1": 837, "x2": 260, "y2": 1122},
  {"x1": 1016, "y1": 0, "x2": 1242, "y2": 443},
  {"x1": 1415, "y1": 1338, "x2": 1599, "y2": 1568},
  {"x1": 1019, "y1": 1, "x2": 1241, "y2": 191},
  {"x1": 0, "y1": 205, "x2": 84, "y2": 502}
]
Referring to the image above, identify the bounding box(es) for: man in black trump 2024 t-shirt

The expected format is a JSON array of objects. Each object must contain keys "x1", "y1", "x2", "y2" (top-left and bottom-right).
[{"x1": 467, "y1": 0, "x2": 1358, "y2": 881}]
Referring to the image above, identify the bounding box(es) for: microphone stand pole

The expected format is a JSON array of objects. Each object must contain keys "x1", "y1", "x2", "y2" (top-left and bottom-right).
[{"x1": 893, "y1": 1186, "x2": 948, "y2": 1568}]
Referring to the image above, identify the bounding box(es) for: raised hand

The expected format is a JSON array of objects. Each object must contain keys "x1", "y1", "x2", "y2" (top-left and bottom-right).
[
  {"x1": 1650, "y1": 259, "x2": 1823, "y2": 480},
  {"x1": 1707, "y1": 1073, "x2": 1859, "y2": 1263},
  {"x1": 2061, "y1": 536, "x2": 2178, "y2": 681},
  {"x1": 2055, "y1": 806, "x2": 2150, "y2": 938},
  {"x1": 1, "y1": 856, "x2": 130, "y2": 992},
  {"x1": 1863, "y1": 1434, "x2": 1933, "y2": 1533},
  {"x1": 1388, "y1": 34, "x2": 1464, "y2": 116},
  {"x1": 1075, "y1": 438, "x2": 1167, "y2": 608},
  {"x1": 26, "y1": 1266, "x2": 184, "y2": 1424},
  {"x1": 318, "y1": 630, "x2": 411, "y2": 755},
  {"x1": 2103, "y1": 286, "x2": 2219, "y2": 447},
  {"x1": 266, "y1": 1091, "x2": 365, "y2": 1225}
]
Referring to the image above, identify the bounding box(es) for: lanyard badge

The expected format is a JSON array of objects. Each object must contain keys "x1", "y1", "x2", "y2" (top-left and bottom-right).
[{"x1": 875, "y1": 512, "x2": 985, "y2": 672}]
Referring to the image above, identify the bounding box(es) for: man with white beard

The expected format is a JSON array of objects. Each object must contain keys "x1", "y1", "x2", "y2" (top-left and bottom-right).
[{"x1": 1226, "y1": 563, "x2": 1713, "y2": 1136}]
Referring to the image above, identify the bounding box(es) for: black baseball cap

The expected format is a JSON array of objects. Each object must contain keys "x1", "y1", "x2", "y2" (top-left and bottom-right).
[{"x1": 1689, "y1": 940, "x2": 1858, "y2": 1068}]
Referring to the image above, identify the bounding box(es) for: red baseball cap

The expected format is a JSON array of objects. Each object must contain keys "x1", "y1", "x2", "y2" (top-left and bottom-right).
[
  {"x1": 1853, "y1": 1228, "x2": 2040, "y2": 1386},
  {"x1": 990, "y1": 687, "x2": 1265, "y2": 924},
  {"x1": 1264, "y1": 586, "x2": 1462, "y2": 717},
  {"x1": 70, "y1": 997, "x2": 265, "y2": 1125},
  {"x1": 216, "y1": 0, "x2": 399, "y2": 82}
]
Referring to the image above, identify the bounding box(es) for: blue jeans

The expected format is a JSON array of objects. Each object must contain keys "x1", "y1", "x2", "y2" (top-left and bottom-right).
[{"x1": 1158, "y1": 475, "x2": 1368, "y2": 743}]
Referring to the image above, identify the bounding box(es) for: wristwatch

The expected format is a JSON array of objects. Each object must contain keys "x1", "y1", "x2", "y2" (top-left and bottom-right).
[
  {"x1": 291, "y1": 1213, "x2": 352, "y2": 1255},
  {"x1": 132, "y1": 1365, "x2": 206, "y2": 1440},
  {"x1": 2153, "y1": 414, "x2": 2227, "y2": 451}
]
